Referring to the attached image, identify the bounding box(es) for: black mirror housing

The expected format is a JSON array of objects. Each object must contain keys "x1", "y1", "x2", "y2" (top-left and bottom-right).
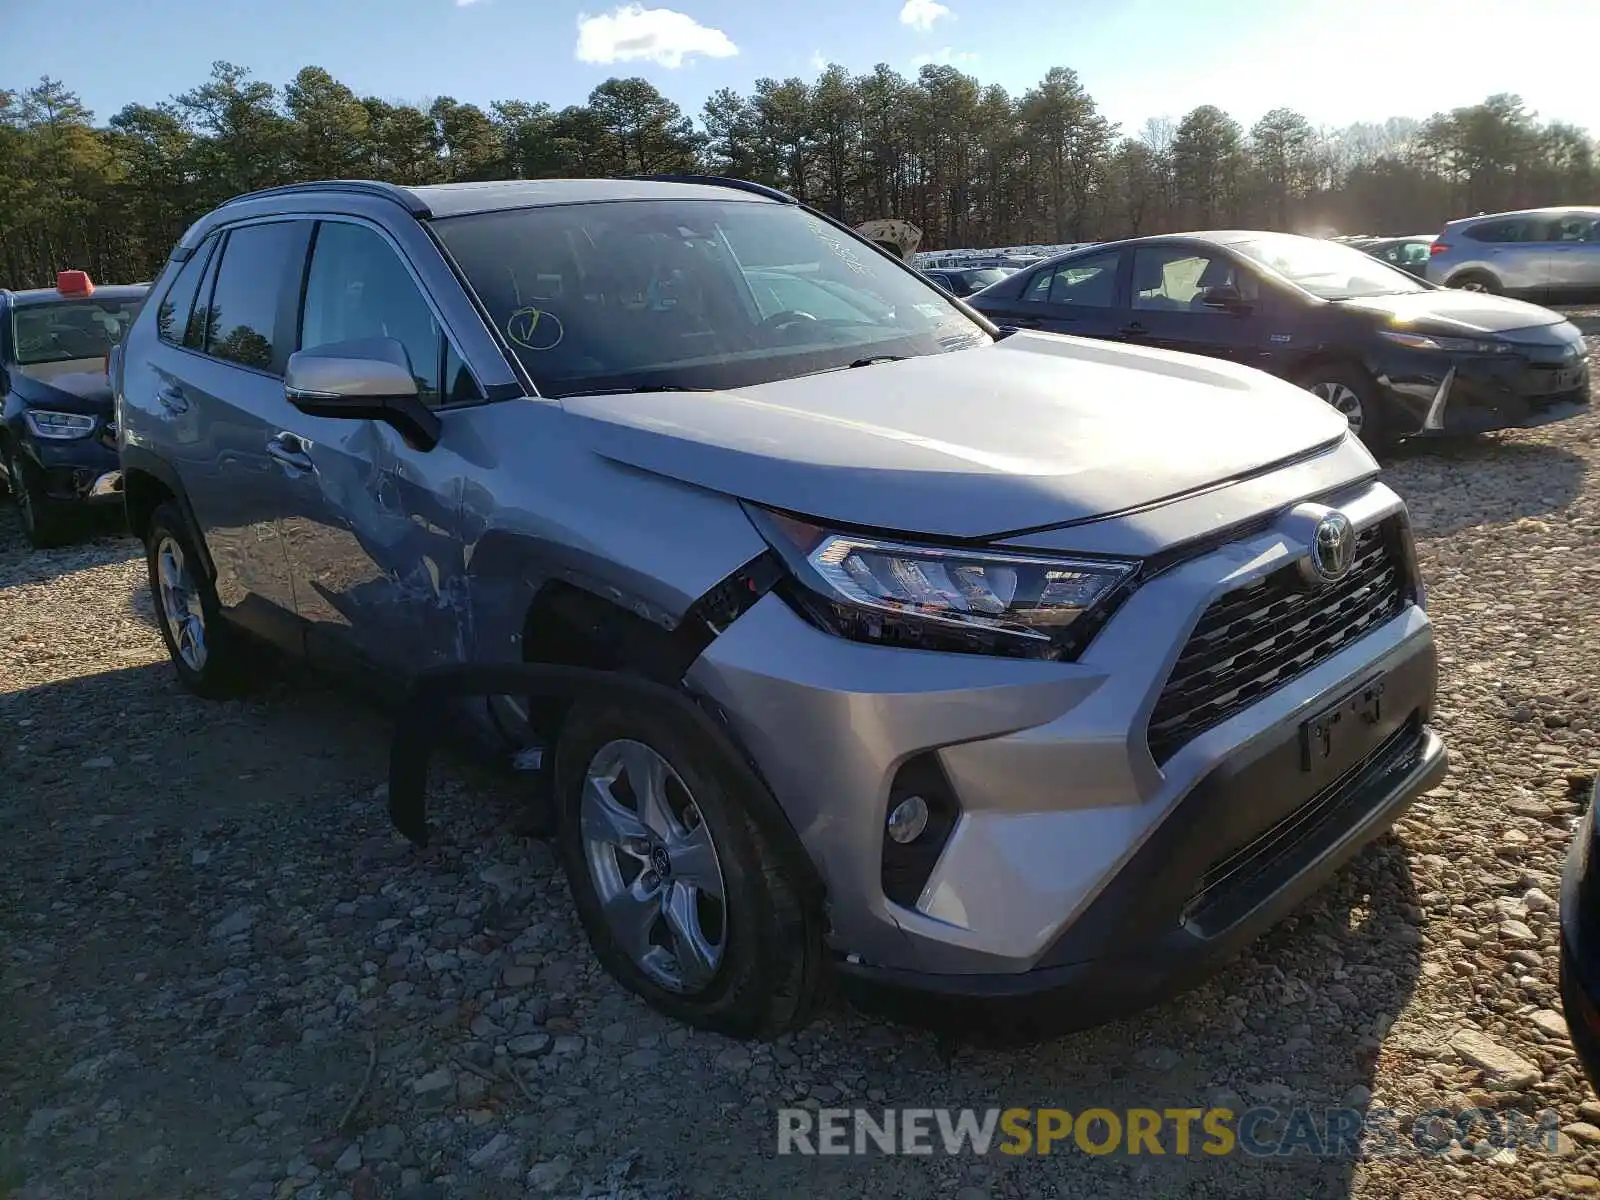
[
  {"x1": 284, "y1": 338, "x2": 441, "y2": 451},
  {"x1": 1199, "y1": 285, "x2": 1252, "y2": 313}
]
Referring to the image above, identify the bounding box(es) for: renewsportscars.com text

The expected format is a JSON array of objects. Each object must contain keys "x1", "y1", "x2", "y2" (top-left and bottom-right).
[{"x1": 776, "y1": 1106, "x2": 1564, "y2": 1158}]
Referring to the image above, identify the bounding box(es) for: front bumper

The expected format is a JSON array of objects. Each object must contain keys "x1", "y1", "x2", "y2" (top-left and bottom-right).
[
  {"x1": 688, "y1": 478, "x2": 1442, "y2": 1009},
  {"x1": 1377, "y1": 344, "x2": 1591, "y2": 437},
  {"x1": 1558, "y1": 782, "x2": 1600, "y2": 1093},
  {"x1": 21, "y1": 433, "x2": 123, "y2": 505}
]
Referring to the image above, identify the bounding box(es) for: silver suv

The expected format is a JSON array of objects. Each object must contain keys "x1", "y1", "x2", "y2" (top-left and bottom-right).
[
  {"x1": 1427, "y1": 206, "x2": 1600, "y2": 301},
  {"x1": 115, "y1": 177, "x2": 1447, "y2": 1038}
]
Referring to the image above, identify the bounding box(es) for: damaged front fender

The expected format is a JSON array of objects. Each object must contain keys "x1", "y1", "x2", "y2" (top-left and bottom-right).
[{"x1": 386, "y1": 661, "x2": 824, "y2": 901}]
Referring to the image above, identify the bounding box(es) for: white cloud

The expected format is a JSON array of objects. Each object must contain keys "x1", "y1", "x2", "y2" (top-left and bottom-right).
[
  {"x1": 810, "y1": 50, "x2": 829, "y2": 73},
  {"x1": 455, "y1": 0, "x2": 486, "y2": 7},
  {"x1": 575, "y1": 5, "x2": 739, "y2": 68},
  {"x1": 911, "y1": 46, "x2": 977, "y2": 68},
  {"x1": 899, "y1": 0, "x2": 951, "y2": 32}
]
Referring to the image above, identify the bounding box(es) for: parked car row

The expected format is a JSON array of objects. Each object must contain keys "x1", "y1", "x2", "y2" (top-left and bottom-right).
[{"x1": 4, "y1": 177, "x2": 1596, "y2": 1081}]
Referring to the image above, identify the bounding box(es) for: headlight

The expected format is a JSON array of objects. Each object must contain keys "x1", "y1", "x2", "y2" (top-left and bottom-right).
[
  {"x1": 1379, "y1": 330, "x2": 1517, "y2": 355},
  {"x1": 751, "y1": 507, "x2": 1138, "y2": 661},
  {"x1": 23, "y1": 410, "x2": 97, "y2": 440}
]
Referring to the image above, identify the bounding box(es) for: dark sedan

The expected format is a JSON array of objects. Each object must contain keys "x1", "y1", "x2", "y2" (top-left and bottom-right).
[
  {"x1": 1561, "y1": 779, "x2": 1600, "y2": 1094},
  {"x1": 1360, "y1": 235, "x2": 1436, "y2": 278},
  {"x1": 922, "y1": 266, "x2": 1011, "y2": 297},
  {"x1": 1, "y1": 272, "x2": 147, "y2": 547},
  {"x1": 969, "y1": 231, "x2": 1590, "y2": 449}
]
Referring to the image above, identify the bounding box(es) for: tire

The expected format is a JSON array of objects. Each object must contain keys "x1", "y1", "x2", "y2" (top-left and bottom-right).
[
  {"x1": 1447, "y1": 270, "x2": 1501, "y2": 295},
  {"x1": 553, "y1": 697, "x2": 823, "y2": 1038},
  {"x1": 6, "y1": 447, "x2": 76, "y2": 549},
  {"x1": 144, "y1": 502, "x2": 256, "y2": 699},
  {"x1": 1299, "y1": 363, "x2": 1390, "y2": 451}
]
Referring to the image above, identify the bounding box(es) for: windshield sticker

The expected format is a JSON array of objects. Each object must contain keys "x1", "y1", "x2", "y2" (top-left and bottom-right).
[{"x1": 507, "y1": 307, "x2": 564, "y2": 352}]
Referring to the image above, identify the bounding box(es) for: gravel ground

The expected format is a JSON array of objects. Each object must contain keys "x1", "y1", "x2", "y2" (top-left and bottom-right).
[{"x1": 4, "y1": 312, "x2": 1600, "y2": 1200}]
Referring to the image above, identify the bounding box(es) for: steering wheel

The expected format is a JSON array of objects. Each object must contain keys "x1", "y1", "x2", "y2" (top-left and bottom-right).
[{"x1": 759, "y1": 310, "x2": 819, "y2": 334}]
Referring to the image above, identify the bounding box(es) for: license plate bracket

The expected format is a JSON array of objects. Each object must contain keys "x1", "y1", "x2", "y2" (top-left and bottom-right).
[{"x1": 1300, "y1": 675, "x2": 1386, "y2": 773}]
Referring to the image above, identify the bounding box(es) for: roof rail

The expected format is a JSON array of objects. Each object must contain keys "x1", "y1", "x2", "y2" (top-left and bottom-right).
[
  {"x1": 218, "y1": 180, "x2": 430, "y2": 217},
  {"x1": 625, "y1": 174, "x2": 797, "y2": 204}
]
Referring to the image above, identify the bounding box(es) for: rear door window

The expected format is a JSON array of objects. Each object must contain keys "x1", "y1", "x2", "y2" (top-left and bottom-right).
[
  {"x1": 1553, "y1": 214, "x2": 1599, "y2": 242},
  {"x1": 1025, "y1": 250, "x2": 1123, "y2": 307},
  {"x1": 201, "y1": 221, "x2": 308, "y2": 373}
]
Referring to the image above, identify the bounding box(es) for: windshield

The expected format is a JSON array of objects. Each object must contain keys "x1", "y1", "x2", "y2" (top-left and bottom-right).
[
  {"x1": 1230, "y1": 233, "x2": 1428, "y2": 300},
  {"x1": 959, "y1": 269, "x2": 1009, "y2": 289},
  {"x1": 432, "y1": 200, "x2": 989, "y2": 397},
  {"x1": 11, "y1": 298, "x2": 143, "y2": 366}
]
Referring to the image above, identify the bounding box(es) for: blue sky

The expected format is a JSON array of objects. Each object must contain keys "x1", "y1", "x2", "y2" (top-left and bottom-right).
[{"x1": 6, "y1": 0, "x2": 1598, "y2": 137}]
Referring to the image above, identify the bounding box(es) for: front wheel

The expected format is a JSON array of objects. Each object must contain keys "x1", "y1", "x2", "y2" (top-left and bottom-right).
[
  {"x1": 6, "y1": 448, "x2": 76, "y2": 549},
  {"x1": 553, "y1": 698, "x2": 823, "y2": 1038},
  {"x1": 1301, "y1": 365, "x2": 1389, "y2": 451}
]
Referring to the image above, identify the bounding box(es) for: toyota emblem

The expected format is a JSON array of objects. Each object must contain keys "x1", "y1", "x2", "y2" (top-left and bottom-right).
[{"x1": 1307, "y1": 511, "x2": 1356, "y2": 584}]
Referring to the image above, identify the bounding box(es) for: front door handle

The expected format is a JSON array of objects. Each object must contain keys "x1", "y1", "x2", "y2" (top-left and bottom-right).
[
  {"x1": 266, "y1": 431, "x2": 313, "y2": 473},
  {"x1": 1118, "y1": 322, "x2": 1149, "y2": 337},
  {"x1": 157, "y1": 386, "x2": 189, "y2": 414}
]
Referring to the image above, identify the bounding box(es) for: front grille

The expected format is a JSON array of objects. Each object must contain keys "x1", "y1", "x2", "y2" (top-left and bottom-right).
[
  {"x1": 1180, "y1": 716, "x2": 1423, "y2": 933},
  {"x1": 1147, "y1": 518, "x2": 1409, "y2": 765}
]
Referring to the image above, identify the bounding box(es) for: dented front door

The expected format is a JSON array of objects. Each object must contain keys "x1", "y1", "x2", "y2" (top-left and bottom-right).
[{"x1": 275, "y1": 415, "x2": 466, "y2": 683}]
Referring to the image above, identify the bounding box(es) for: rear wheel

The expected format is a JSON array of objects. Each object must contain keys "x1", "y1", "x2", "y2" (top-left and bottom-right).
[
  {"x1": 1447, "y1": 270, "x2": 1500, "y2": 295},
  {"x1": 1300, "y1": 364, "x2": 1389, "y2": 451},
  {"x1": 553, "y1": 698, "x2": 823, "y2": 1038},
  {"x1": 144, "y1": 502, "x2": 256, "y2": 698}
]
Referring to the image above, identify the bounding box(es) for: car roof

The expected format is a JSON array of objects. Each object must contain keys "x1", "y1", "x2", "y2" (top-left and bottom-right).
[
  {"x1": 5, "y1": 283, "x2": 149, "y2": 305},
  {"x1": 219, "y1": 177, "x2": 785, "y2": 222},
  {"x1": 1448, "y1": 206, "x2": 1600, "y2": 224},
  {"x1": 1023, "y1": 230, "x2": 1273, "y2": 268}
]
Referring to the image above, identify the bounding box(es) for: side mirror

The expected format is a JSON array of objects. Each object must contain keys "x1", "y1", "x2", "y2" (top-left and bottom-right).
[
  {"x1": 284, "y1": 337, "x2": 441, "y2": 451},
  {"x1": 1199, "y1": 284, "x2": 1252, "y2": 313}
]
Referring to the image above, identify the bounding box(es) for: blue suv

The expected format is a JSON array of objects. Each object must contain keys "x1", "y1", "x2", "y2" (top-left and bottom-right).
[{"x1": 115, "y1": 177, "x2": 1444, "y2": 1038}]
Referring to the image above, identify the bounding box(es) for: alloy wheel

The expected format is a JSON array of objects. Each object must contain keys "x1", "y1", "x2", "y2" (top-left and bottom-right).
[
  {"x1": 580, "y1": 738, "x2": 728, "y2": 993},
  {"x1": 1309, "y1": 381, "x2": 1366, "y2": 435},
  {"x1": 155, "y1": 535, "x2": 208, "y2": 671}
]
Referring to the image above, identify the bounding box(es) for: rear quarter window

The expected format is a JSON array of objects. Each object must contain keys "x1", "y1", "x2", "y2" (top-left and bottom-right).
[
  {"x1": 156, "y1": 236, "x2": 217, "y2": 347},
  {"x1": 1464, "y1": 219, "x2": 1537, "y2": 244}
]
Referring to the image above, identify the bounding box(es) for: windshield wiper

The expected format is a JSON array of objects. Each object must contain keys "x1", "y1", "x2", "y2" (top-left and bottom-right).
[
  {"x1": 553, "y1": 384, "x2": 716, "y2": 398},
  {"x1": 846, "y1": 355, "x2": 907, "y2": 368}
]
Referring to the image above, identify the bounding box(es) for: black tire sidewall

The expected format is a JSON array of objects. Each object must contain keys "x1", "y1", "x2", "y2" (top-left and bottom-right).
[
  {"x1": 553, "y1": 697, "x2": 814, "y2": 1037},
  {"x1": 144, "y1": 503, "x2": 247, "y2": 698}
]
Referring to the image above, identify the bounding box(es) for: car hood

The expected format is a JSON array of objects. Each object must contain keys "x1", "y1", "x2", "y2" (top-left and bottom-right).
[
  {"x1": 11, "y1": 368, "x2": 113, "y2": 413},
  {"x1": 559, "y1": 331, "x2": 1350, "y2": 539},
  {"x1": 1340, "y1": 289, "x2": 1566, "y2": 335}
]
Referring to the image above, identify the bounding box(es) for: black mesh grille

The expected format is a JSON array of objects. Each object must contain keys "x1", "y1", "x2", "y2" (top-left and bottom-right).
[{"x1": 1147, "y1": 518, "x2": 1410, "y2": 765}]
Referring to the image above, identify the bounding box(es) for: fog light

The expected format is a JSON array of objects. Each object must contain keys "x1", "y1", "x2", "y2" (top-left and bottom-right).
[{"x1": 886, "y1": 795, "x2": 930, "y2": 844}]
